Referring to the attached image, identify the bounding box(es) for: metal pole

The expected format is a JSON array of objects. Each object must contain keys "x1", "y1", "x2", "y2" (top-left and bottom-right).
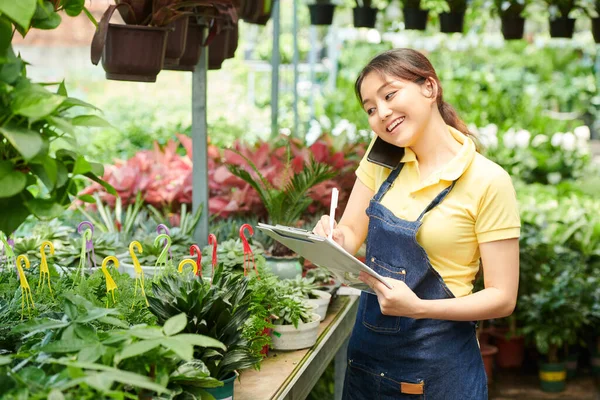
[
  {"x1": 309, "y1": 25, "x2": 317, "y2": 121},
  {"x1": 293, "y1": 0, "x2": 299, "y2": 137},
  {"x1": 271, "y1": 0, "x2": 281, "y2": 138},
  {"x1": 192, "y1": 26, "x2": 209, "y2": 247},
  {"x1": 334, "y1": 337, "x2": 350, "y2": 400}
]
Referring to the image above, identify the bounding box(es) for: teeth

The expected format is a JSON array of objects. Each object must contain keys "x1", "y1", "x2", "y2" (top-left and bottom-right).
[{"x1": 387, "y1": 117, "x2": 405, "y2": 132}]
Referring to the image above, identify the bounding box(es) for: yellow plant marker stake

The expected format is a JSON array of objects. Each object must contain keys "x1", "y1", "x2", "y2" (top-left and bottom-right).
[
  {"x1": 16, "y1": 255, "x2": 35, "y2": 319},
  {"x1": 178, "y1": 259, "x2": 198, "y2": 275},
  {"x1": 39, "y1": 241, "x2": 54, "y2": 297},
  {"x1": 101, "y1": 256, "x2": 119, "y2": 308},
  {"x1": 129, "y1": 241, "x2": 148, "y2": 306},
  {"x1": 154, "y1": 233, "x2": 172, "y2": 273}
]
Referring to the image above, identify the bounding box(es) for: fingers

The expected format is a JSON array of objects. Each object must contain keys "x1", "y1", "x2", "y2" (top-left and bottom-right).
[{"x1": 312, "y1": 215, "x2": 336, "y2": 237}]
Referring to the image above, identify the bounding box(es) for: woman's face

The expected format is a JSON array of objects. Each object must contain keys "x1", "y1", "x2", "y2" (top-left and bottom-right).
[{"x1": 360, "y1": 71, "x2": 435, "y2": 148}]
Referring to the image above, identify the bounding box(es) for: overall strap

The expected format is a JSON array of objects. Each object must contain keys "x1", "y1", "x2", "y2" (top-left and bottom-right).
[
  {"x1": 372, "y1": 163, "x2": 404, "y2": 202},
  {"x1": 416, "y1": 181, "x2": 456, "y2": 222}
]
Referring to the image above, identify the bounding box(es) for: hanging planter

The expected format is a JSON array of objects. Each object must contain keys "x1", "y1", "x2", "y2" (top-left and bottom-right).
[
  {"x1": 501, "y1": 15, "x2": 525, "y2": 39},
  {"x1": 164, "y1": 18, "x2": 206, "y2": 71},
  {"x1": 164, "y1": 17, "x2": 189, "y2": 65},
  {"x1": 91, "y1": 4, "x2": 169, "y2": 82},
  {"x1": 593, "y1": 18, "x2": 600, "y2": 43},
  {"x1": 353, "y1": 7, "x2": 378, "y2": 28},
  {"x1": 308, "y1": 2, "x2": 336, "y2": 25},
  {"x1": 548, "y1": 16, "x2": 575, "y2": 38},
  {"x1": 208, "y1": 23, "x2": 239, "y2": 70},
  {"x1": 403, "y1": 7, "x2": 428, "y2": 30},
  {"x1": 439, "y1": 10, "x2": 465, "y2": 33}
]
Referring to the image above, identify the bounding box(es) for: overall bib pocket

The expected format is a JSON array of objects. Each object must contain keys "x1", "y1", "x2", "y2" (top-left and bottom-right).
[
  {"x1": 361, "y1": 257, "x2": 407, "y2": 333},
  {"x1": 345, "y1": 359, "x2": 425, "y2": 400}
]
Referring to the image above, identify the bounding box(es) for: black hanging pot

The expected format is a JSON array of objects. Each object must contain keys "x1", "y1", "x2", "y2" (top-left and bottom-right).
[
  {"x1": 308, "y1": 3, "x2": 336, "y2": 25},
  {"x1": 501, "y1": 15, "x2": 525, "y2": 40},
  {"x1": 403, "y1": 7, "x2": 428, "y2": 30},
  {"x1": 439, "y1": 10, "x2": 465, "y2": 33},
  {"x1": 353, "y1": 7, "x2": 378, "y2": 28},
  {"x1": 593, "y1": 18, "x2": 600, "y2": 43},
  {"x1": 549, "y1": 16, "x2": 575, "y2": 38}
]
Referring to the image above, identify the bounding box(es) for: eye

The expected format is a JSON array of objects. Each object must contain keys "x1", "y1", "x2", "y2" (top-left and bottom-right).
[
  {"x1": 385, "y1": 91, "x2": 396, "y2": 100},
  {"x1": 366, "y1": 107, "x2": 375, "y2": 115}
]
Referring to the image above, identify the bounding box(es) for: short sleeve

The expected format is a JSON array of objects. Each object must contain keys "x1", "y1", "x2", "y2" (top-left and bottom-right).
[
  {"x1": 355, "y1": 136, "x2": 377, "y2": 191},
  {"x1": 475, "y1": 170, "x2": 521, "y2": 243}
]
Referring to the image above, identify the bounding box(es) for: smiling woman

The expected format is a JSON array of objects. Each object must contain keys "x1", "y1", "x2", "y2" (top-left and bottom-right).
[{"x1": 312, "y1": 48, "x2": 520, "y2": 400}]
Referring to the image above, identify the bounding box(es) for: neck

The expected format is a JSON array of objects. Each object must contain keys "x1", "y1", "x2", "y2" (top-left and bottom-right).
[{"x1": 409, "y1": 115, "x2": 462, "y2": 169}]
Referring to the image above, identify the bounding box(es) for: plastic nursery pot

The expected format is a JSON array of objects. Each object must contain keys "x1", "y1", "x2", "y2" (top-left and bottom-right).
[
  {"x1": 308, "y1": 4, "x2": 335, "y2": 25},
  {"x1": 492, "y1": 330, "x2": 525, "y2": 368},
  {"x1": 480, "y1": 344, "x2": 498, "y2": 384},
  {"x1": 548, "y1": 17, "x2": 575, "y2": 38},
  {"x1": 306, "y1": 289, "x2": 332, "y2": 321},
  {"x1": 164, "y1": 17, "x2": 189, "y2": 65},
  {"x1": 403, "y1": 7, "x2": 428, "y2": 30},
  {"x1": 501, "y1": 15, "x2": 525, "y2": 40},
  {"x1": 539, "y1": 362, "x2": 566, "y2": 392},
  {"x1": 205, "y1": 371, "x2": 237, "y2": 400},
  {"x1": 353, "y1": 7, "x2": 377, "y2": 28},
  {"x1": 439, "y1": 11, "x2": 465, "y2": 33},
  {"x1": 264, "y1": 255, "x2": 302, "y2": 280},
  {"x1": 592, "y1": 18, "x2": 600, "y2": 43},
  {"x1": 271, "y1": 313, "x2": 321, "y2": 350}
]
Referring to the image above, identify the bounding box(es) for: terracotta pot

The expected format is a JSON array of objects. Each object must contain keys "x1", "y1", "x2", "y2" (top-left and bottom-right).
[
  {"x1": 492, "y1": 331, "x2": 525, "y2": 368},
  {"x1": 480, "y1": 344, "x2": 498, "y2": 384}
]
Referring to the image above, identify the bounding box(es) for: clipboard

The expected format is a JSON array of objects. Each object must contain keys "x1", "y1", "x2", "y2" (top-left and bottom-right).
[{"x1": 256, "y1": 223, "x2": 393, "y2": 293}]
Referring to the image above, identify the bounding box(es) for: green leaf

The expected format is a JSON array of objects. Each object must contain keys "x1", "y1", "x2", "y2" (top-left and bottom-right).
[
  {"x1": 57, "y1": 80, "x2": 68, "y2": 96},
  {"x1": 78, "y1": 343, "x2": 104, "y2": 363},
  {"x1": 71, "y1": 114, "x2": 112, "y2": 128},
  {"x1": 0, "y1": 0, "x2": 36, "y2": 30},
  {"x1": 47, "y1": 389, "x2": 65, "y2": 400},
  {"x1": 25, "y1": 197, "x2": 65, "y2": 219},
  {"x1": 0, "y1": 125, "x2": 44, "y2": 160},
  {"x1": 30, "y1": 156, "x2": 58, "y2": 190},
  {"x1": 42, "y1": 338, "x2": 94, "y2": 353},
  {"x1": 30, "y1": 1, "x2": 61, "y2": 30},
  {"x1": 97, "y1": 316, "x2": 129, "y2": 328},
  {"x1": 84, "y1": 172, "x2": 117, "y2": 196},
  {"x1": 0, "y1": 355, "x2": 11, "y2": 366},
  {"x1": 0, "y1": 192, "x2": 32, "y2": 236},
  {"x1": 0, "y1": 162, "x2": 27, "y2": 198},
  {"x1": 76, "y1": 307, "x2": 118, "y2": 323},
  {"x1": 176, "y1": 334, "x2": 226, "y2": 350},
  {"x1": 128, "y1": 326, "x2": 165, "y2": 339},
  {"x1": 78, "y1": 194, "x2": 95, "y2": 203},
  {"x1": 0, "y1": 46, "x2": 23, "y2": 84},
  {"x1": 11, "y1": 83, "x2": 65, "y2": 119},
  {"x1": 0, "y1": 17, "x2": 12, "y2": 54},
  {"x1": 162, "y1": 337, "x2": 194, "y2": 361},
  {"x1": 62, "y1": 0, "x2": 85, "y2": 17},
  {"x1": 118, "y1": 339, "x2": 162, "y2": 361},
  {"x1": 163, "y1": 313, "x2": 187, "y2": 336},
  {"x1": 92, "y1": 370, "x2": 169, "y2": 394},
  {"x1": 48, "y1": 116, "x2": 75, "y2": 135},
  {"x1": 72, "y1": 156, "x2": 92, "y2": 176},
  {"x1": 55, "y1": 160, "x2": 68, "y2": 188},
  {"x1": 59, "y1": 97, "x2": 98, "y2": 111}
]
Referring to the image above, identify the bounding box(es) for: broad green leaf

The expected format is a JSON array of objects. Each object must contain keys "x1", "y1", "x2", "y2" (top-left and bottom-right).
[
  {"x1": 0, "y1": 0, "x2": 36, "y2": 30},
  {"x1": 0, "y1": 17, "x2": 12, "y2": 54},
  {"x1": 76, "y1": 307, "x2": 118, "y2": 323},
  {"x1": 30, "y1": 1, "x2": 61, "y2": 30},
  {"x1": 163, "y1": 313, "x2": 187, "y2": 336},
  {"x1": 97, "y1": 316, "x2": 129, "y2": 328},
  {"x1": 0, "y1": 46, "x2": 23, "y2": 84},
  {"x1": 57, "y1": 80, "x2": 67, "y2": 96},
  {"x1": 0, "y1": 192, "x2": 32, "y2": 238},
  {"x1": 41, "y1": 156, "x2": 58, "y2": 189},
  {"x1": 176, "y1": 334, "x2": 226, "y2": 350},
  {"x1": 63, "y1": 300, "x2": 78, "y2": 320},
  {"x1": 11, "y1": 83, "x2": 65, "y2": 118},
  {"x1": 78, "y1": 194, "x2": 96, "y2": 203},
  {"x1": 48, "y1": 116, "x2": 75, "y2": 135},
  {"x1": 84, "y1": 372, "x2": 114, "y2": 392},
  {"x1": 0, "y1": 162, "x2": 27, "y2": 198},
  {"x1": 47, "y1": 389, "x2": 65, "y2": 400},
  {"x1": 25, "y1": 198, "x2": 65, "y2": 219},
  {"x1": 72, "y1": 156, "x2": 92, "y2": 176},
  {"x1": 63, "y1": 0, "x2": 85, "y2": 17},
  {"x1": 71, "y1": 114, "x2": 112, "y2": 128},
  {"x1": 84, "y1": 172, "x2": 117, "y2": 195},
  {"x1": 128, "y1": 326, "x2": 164, "y2": 339},
  {"x1": 162, "y1": 337, "x2": 194, "y2": 361},
  {"x1": 0, "y1": 355, "x2": 11, "y2": 366},
  {"x1": 78, "y1": 344, "x2": 104, "y2": 363},
  {"x1": 118, "y1": 339, "x2": 162, "y2": 361},
  {"x1": 0, "y1": 125, "x2": 43, "y2": 160},
  {"x1": 55, "y1": 160, "x2": 68, "y2": 188},
  {"x1": 42, "y1": 338, "x2": 94, "y2": 353},
  {"x1": 59, "y1": 97, "x2": 98, "y2": 110},
  {"x1": 94, "y1": 370, "x2": 169, "y2": 394}
]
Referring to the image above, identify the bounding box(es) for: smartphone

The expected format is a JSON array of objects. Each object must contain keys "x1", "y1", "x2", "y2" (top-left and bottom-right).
[{"x1": 366, "y1": 136, "x2": 405, "y2": 169}]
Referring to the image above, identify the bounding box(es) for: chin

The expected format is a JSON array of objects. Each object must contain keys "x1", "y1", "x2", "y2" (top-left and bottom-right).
[{"x1": 380, "y1": 130, "x2": 414, "y2": 148}]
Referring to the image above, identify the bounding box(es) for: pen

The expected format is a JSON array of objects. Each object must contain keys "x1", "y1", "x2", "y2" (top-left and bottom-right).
[{"x1": 328, "y1": 188, "x2": 338, "y2": 240}]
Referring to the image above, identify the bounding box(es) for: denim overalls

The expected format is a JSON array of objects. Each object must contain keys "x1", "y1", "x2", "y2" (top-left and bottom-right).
[{"x1": 343, "y1": 163, "x2": 487, "y2": 400}]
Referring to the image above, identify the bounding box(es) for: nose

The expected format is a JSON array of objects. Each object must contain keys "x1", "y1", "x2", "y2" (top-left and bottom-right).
[{"x1": 378, "y1": 103, "x2": 392, "y2": 121}]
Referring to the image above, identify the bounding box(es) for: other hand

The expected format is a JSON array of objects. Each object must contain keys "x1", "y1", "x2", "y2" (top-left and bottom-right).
[
  {"x1": 359, "y1": 271, "x2": 423, "y2": 319},
  {"x1": 312, "y1": 215, "x2": 346, "y2": 248}
]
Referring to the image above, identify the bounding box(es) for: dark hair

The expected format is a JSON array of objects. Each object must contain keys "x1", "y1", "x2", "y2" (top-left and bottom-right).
[{"x1": 355, "y1": 48, "x2": 479, "y2": 149}]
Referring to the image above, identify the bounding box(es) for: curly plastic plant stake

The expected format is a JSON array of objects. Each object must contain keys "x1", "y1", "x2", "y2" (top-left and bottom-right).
[
  {"x1": 190, "y1": 244, "x2": 202, "y2": 278},
  {"x1": 154, "y1": 233, "x2": 172, "y2": 274},
  {"x1": 156, "y1": 224, "x2": 173, "y2": 261},
  {"x1": 239, "y1": 224, "x2": 259, "y2": 280},
  {"x1": 39, "y1": 241, "x2": 54, "y2": 297},
  {"x1": 0, "y1": 232, "x2": 16, "y2": 272},
  {"x1": 178, "y1": 259, "x2": 198, "y2": 275},
  {"x1": 16, "y1": 255, "x2": 35, "y2": 319},
  {"x1": 129, "y1": 241, "x2": 148, "y2": 307},
  {"x1": 101, "y1": 256, "x2": 119, "y2": 308},
  {"x1": 77, "y1": 221, "x2": 97, "y2": 274},
  {"x1": 208, "y1": 234, "x2": 218, "y2": 285}
]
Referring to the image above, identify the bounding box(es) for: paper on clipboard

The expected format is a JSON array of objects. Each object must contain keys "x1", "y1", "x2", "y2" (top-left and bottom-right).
[{"x1": 256, "y1": 223, "x2": 393, "y2": 293}]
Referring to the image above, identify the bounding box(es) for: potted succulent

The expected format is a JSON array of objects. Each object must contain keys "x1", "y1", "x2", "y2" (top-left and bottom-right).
[
  {"x1": 352, "y1": 0, "x2": 379, "y2": 28},
  {"x1": 270, "y1": 292, "x2": 321, "y2": 350},
  {"x1": 227, "y1": 152, "x2": 335, "y2": 280},
  {"x1": 439, "y1": 0, "x2": 467, "y2": 33},
  {"x1": 492, "y1": 0, "x2": 529, "y2": 39},
  {"x1": 308, "y1": 0, "x2": 338, "y2": 25},
  {"x1": 402, "y1": 0, "x2": 429, "y2": 30},
  {"x1": 281, "y1": 276, "x2": 332, "y2": 321}
]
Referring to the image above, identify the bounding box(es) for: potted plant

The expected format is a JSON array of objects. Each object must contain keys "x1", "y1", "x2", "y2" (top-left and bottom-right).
[
  {"x1": 353, "y1": 0, "x2": 379, "y2": 28},
  {"x1": 281, "y1": 275, "x2": 332, "y2": 321},
  {"x1": 227, "y1": 152, "x2": 335, "y2": 279},
  {"x1": 270, "y1": 292, "x2": 321, "y2": 350},
  {"x1": 402, "y1": 0, "x2": 429, "y2": 30},
  {"x1": 543, "y1": 0, "x2": 580, "y2": 38},
  {"x1": 439, "y1": 0, "x2": 467, "y2": 33},
  {"x1": 308, "y1": 0, "x2": 338, "y2": 25},
  {"x1": 492, "y1": 0, "x2": 529, "y2": 39},
  {"x1": 490, "y1": 315, "x2": 525, "y2": 368}
]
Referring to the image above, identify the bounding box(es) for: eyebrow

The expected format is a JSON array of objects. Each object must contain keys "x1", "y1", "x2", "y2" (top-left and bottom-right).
[{"x1": 361, "y1": 81, "x2": 396, "y2": 105}]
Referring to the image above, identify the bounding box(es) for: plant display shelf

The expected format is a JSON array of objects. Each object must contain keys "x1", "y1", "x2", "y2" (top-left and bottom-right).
[{"x1": 234, "y1": 294, "x2": 359, "y2": 399}]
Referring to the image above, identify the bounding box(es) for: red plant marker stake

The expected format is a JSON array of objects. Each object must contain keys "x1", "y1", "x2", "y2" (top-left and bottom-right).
[
  {"x1": 239, "y1": 224, "x2": 259, "y2": 280},
  {"x1": 208, "y1": 234, "x2": 217, "y2": 286},
  {"x1": 190, "y1": 245, "x2": 202, "y2": 277}
]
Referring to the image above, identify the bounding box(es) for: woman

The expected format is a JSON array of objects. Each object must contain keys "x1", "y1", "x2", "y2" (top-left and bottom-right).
[{"x1": 313, "y1": 49, "x2": 520, "y2": 399}]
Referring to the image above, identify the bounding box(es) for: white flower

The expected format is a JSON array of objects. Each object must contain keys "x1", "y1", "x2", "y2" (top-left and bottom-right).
[
  {"x1": 332, "y1": 119, "x2": 350, "y2": 137},
  {"x1": 483, "y1": 135, "x2": 498, "y2": 149},
  {"x1": 468, "y1": 123, "x2": 479, "y2": 135},
  {"x1": 306, "y1": 119, "x2": 322, "y2": 146},
  {"x1": 551, "y1": 132, "x2": 564, "y2": 147},
  {"x1": 547, "y1": 172, "x2": 562, "y2": 185},
  {"x1": 515, "y1": 129, "x2": 531, "y2": 148},
  {"x1": 503, "y1": 129, "x2": 516, "y2": 149},
  {"x1": 561, "y1": 132, "x2": 576, "y2": 152},
  {"x1": 531, "y1": 134, "x2": 549, "y2": 147},
  {"x1": 280, "y1": 127, "x2": 291, "y2": 136},
  {"x1": 574, "y1": 125, "x2": 590, "y2": 141},
  {"x1": 318, "y1": 115, "x2": 331, "y2": 131}
]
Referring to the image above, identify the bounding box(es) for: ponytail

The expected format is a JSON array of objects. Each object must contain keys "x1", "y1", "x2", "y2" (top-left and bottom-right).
[{"x1": 438, "y1": 101, "x2": 481, "y2": 152}]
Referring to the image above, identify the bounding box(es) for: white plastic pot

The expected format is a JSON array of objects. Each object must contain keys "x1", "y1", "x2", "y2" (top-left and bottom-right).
[
  {"x1": 306, "y1": 290, "x2": 332, "y2": 322},
  {"x1": 271, "y1": 312, "x2": 321, "y2": 350}
]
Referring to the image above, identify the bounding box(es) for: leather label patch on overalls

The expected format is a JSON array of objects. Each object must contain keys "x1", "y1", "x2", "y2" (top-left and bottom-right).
[{"x1": 400, "y1": 381, "x2": 424, "y2": 395}]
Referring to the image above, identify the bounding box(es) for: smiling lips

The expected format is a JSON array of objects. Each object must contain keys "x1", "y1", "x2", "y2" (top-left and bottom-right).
[{"x1": 386, "y1": 116, "x2": 405, "y2": 133}]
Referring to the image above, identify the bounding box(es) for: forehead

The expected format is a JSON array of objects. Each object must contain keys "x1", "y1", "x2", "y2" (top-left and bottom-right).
[{"x1": 360, "y1": 71, "x2": 411, "y2": 98}]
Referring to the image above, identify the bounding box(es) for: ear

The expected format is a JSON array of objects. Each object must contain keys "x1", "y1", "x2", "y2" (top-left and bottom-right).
[{"x1": 420, "y1": 77, "x2": 438, "y2": 101}]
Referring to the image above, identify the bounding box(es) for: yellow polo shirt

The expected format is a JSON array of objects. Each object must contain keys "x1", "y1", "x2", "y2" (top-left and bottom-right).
[{"x1": 356, "y1": 126, "x2": 520, "y2": 298}]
